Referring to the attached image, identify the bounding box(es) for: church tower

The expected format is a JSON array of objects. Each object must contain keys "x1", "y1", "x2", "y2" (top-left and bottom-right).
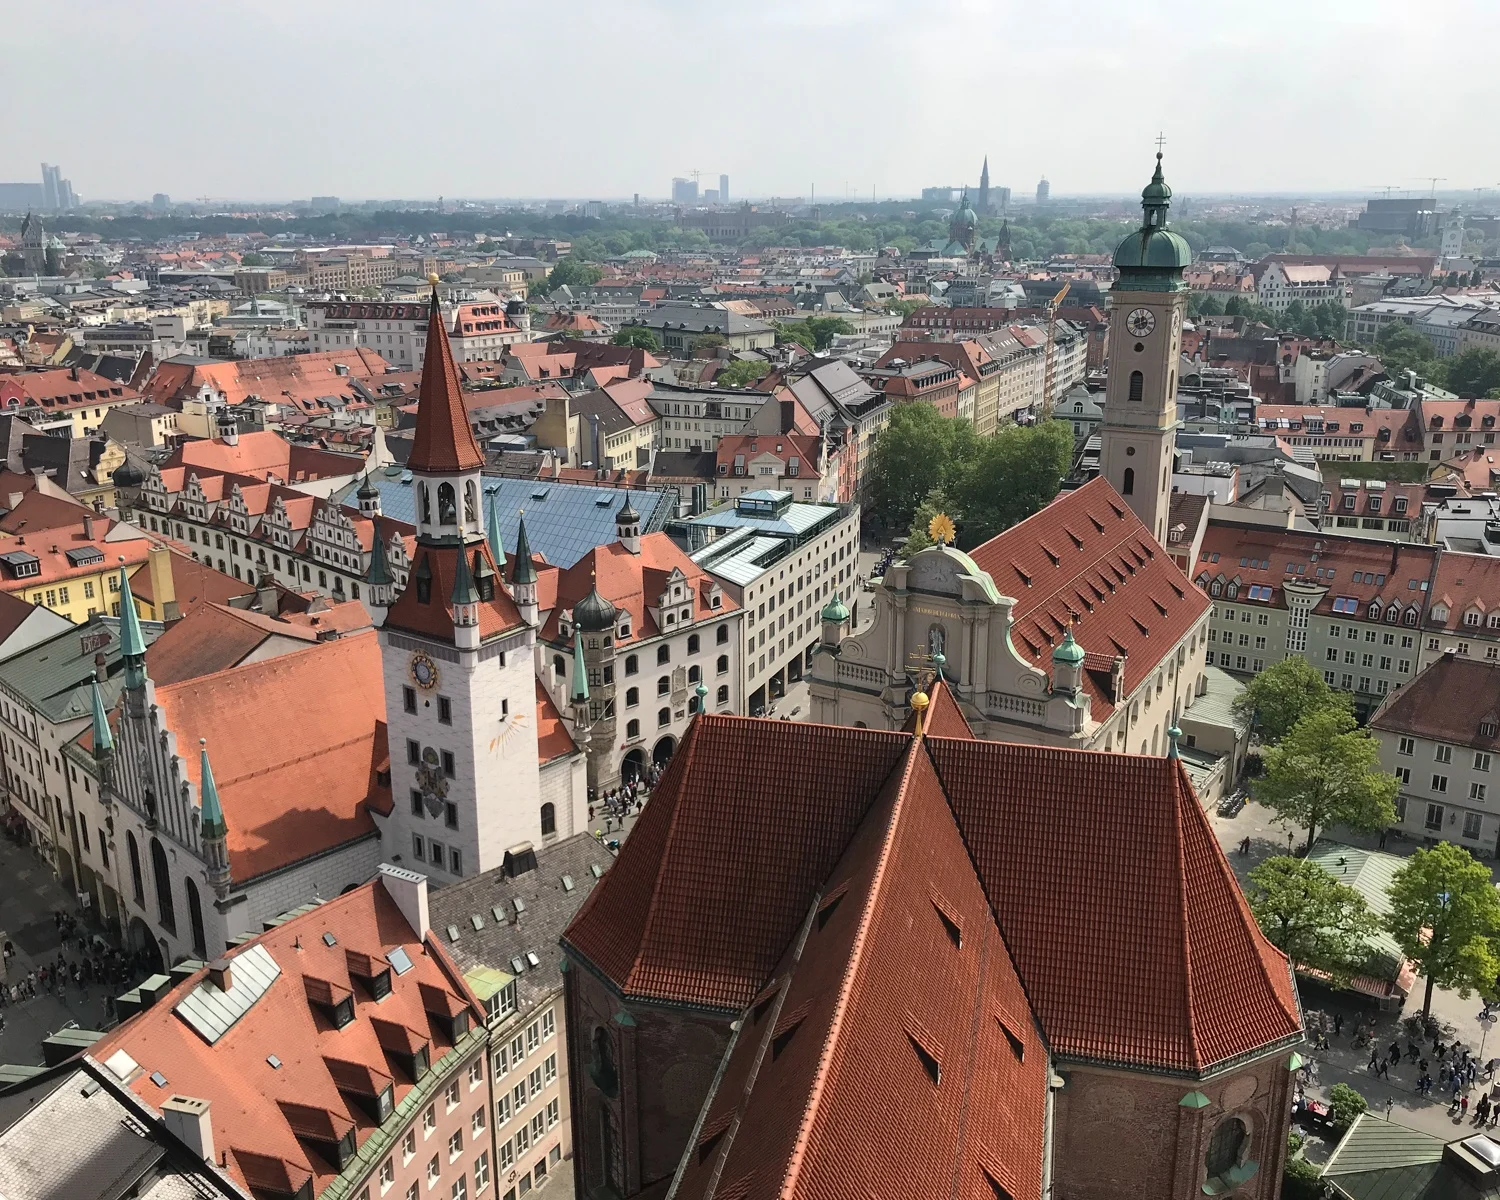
[
  {"x1": 978, "y1": 156, "x2": 991, "y2": 216},
  {"x1": 380, "y1": 279, "x2": 543, "y2": 881},
  {"x1": 1099, "y1": 152, "x2": 1191, "y2": 546}
]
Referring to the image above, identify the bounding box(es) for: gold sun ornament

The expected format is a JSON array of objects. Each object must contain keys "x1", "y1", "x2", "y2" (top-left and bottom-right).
[{"x1": 928, "y1": 512, "x2": 956, "y2": 547}]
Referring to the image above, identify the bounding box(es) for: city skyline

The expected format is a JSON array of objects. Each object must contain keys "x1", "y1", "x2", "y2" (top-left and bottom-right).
[{"x1": 6, "y1": 0, "x2": 1497, "y2": 204}]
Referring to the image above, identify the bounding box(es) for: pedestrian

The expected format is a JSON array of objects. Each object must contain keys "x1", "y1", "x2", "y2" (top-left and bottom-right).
[
  {"x1": 1370, "y1": 1047, "x2": 1380, "y2": 1072},
  {"x1": 1442, "y1": 1062, "x2": 1452, "y2": 1086},
  {"x1": 1421, "y1": 1057, "x2": 1430, "y2": 1075},
  {"x1": 1408, "y1": 1039, "x2": 1420, "y2": 1062},
  {"x1": 1463, "y1": 1094, "x2": 1471, "y2": 1118},
  {"x1": 1335, "y1": 1013, "x2": 1345, "y2": 1037},
  {"x1": 1379, "y1": 1057, "x2": 1390, "y2": 1079}
]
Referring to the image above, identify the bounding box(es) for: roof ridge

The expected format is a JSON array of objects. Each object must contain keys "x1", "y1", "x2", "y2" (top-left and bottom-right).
[
  {"x1": 1168, "y1": 758, "x2": 1204, "y2": 1072},
  {"x1": 153, "y1": 628, "x2": 375, "y2": 697},
  {"x1": 779, "y1": 734, "x2": 923, "y2": 1200}
]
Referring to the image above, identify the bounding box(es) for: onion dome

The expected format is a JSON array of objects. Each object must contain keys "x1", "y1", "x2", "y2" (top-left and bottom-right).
[
  {"x1": 1052, "y1": 628, "x2": 1086, "y2": 665},
  {"x1": 821, "y1": 595, "x2": 849, "y2": 624},
  {"x1": 617, "y1": 498, "x2": 640, "y2": 526},
  {"x1": 112, "y1": 459, "x2": 147, "y2": 489},
  {"x1": 573, "y1": 584, "x2": 618, "y2": 633},
  {"x1": 357, "y1": 472, "x2": 379, "y2": 500}
]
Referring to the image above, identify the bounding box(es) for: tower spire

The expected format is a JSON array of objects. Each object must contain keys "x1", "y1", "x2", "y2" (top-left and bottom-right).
[
  {"x1": 89, "y1": 680, "x2": 113, "y2": 757},
  {"x1": 510, "y1": 514, "x2": 537, "y2": 586},
  {"x1": 407, "y1": 277, "x2": 484, "y2": 475},
  {"x1": 117, "y1": 560, "x2": 147, "y2": 689},
  {"x1": 198, "y1": 738, "x2": 227, "y2": 840},
  {"x1": 571, "y1": 626, "x2": 590, "y2": 704},
  {"x1": 486, "y1": 488, "x2": 505, "y2": 562}
]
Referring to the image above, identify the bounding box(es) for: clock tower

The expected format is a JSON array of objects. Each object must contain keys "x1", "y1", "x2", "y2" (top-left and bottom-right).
[
  {"x1": 1099, "y1": 152, "x2": 1192, "y2": 546},
  {"x1": 380, "y1": 280, "x2": 544, "y2": 883}
]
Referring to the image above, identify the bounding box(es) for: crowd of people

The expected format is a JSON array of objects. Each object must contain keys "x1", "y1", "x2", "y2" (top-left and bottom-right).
[
  {"x1": 589, "y1": 770, "x2": 657, "y2": 833},
  {"x1": 0, "y1": 909, "x2": 157, "y2": 1033}
]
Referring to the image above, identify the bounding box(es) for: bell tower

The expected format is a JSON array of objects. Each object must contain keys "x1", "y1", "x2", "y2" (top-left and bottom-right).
[{"x1": 1100, "y1": 151, "x2": 1191, "y2": 546}]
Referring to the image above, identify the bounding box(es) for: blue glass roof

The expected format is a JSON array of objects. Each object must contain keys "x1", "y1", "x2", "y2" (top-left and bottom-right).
[{"x1": 341, "y1": 473, "x2": 677, "y2": 569}]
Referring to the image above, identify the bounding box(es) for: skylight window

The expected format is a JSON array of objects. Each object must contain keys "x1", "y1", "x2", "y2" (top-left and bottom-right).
[
  {"x1": 561, "y1": 875, "x2": 575, "y2": 892},
  {"x1": 322, "y1": 932, "x2": 337, "y2": 947},
  {"x1": 526, "y1": 952, "x2": 541, "y2": 968},
  {"x1": 267, "y1": 1055, "x2": 282, "y2": 1069},
  {"x1": 510, "y1": 956, "x2": 527, "y2": 974},
  {"x1": 149, "y1": 1071, "x2": 168, "y2": 1088},
  {"x1": 387, "y1": 947, "x2": 414, "y2": 976},
  {"x1": 470, "y1": 914, "x2": 485, "y2": 931},
  {"x1": 513, "y1": 898, "x2": 526, "y2": 914},
  {"x1": 446, "y1": 924, "x2": 461, "y2": 943}
]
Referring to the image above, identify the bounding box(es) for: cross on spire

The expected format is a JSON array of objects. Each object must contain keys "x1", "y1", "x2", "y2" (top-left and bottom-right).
[{"x1": 1155, "y1": 131, "x2": 1167, "y2": 154}]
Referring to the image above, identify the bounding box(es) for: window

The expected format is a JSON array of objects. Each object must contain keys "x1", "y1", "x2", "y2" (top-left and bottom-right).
[
  {"x1": 526, "y1": 1022, "x2": 540, "y2": 1054},
  {"x1": 413, "y1": 833, "x2": 426, "y2": 861},
  {"x1": 1465, "y1": 812, "x2": 1484, "y2": 839},
  {"x1": 499, "y1": 1140, "x2": 514, "y2": 1171},
  {"x1": 1205, "y1": 1118, "x2": 1247, "y2": 1183},
  {"x1": 403, "y1": 686, "x2": 417, "y2": 714},
  {"x1": 1127, "y1": 370, "x2": 1144, "y2": 401},
  {"x1": 657, "y1": 645, "x2": 670, "y2": 665},
  {"x1": 404, "y1": 1129, "x2": 416, "y2": 1162},
  {"x1": 546, "y1": 1098, "x2": 559, "y2": 1128},
  {"x1": 540, "y1": 803, "x2": 556, "y2": 836},
  {"x1": 543, "y1": 1053, "x2": 556, "y2": 1083},
  {"x1": 687, "y1": 633, "x2": 700, "y2": 654},
  {"x1": 1395, "y1": 767, "x2": 1411, "y2": 785},
  {"x1": 451, "y1": 1177, "x2": 467, "y2": 1200},
  {"x1": 626, "y1": 718, "x2": 640, "y2": 739},
  {"x1": 472, "y1": 1106, "x2": 486, "y2": 1137},
  {"x1": 428, "y1": 1156, "x2": 440, "y2": 1186},
  {"x1": 716, "y1": 685, "x2": 728, "y2": 704},
  {"x1": 542, "y1": 1009, "x2": 555, "y2": 1040},
  {"x1": 1398, "y1": 737, "x2": 1414, "y2": 756},
  {"x1": 657, "y1": 676, "x2": 670, "y2": 696},
  {"x1": 716, "y1": 654, "x2": 729, "y2": 675},
  {"x1": 424, "y1": 1104, "x2": 437, "y2": 1136},
  {"x1": 1477, "y1": 752, "x2": 1492, "y2": 772},
  {"x1": 717, "y1": 624, "x2": 729, "y2": 644},
  {"x1": 449, "y1": 1129, "x2": 463, "y2": 1160},
  {"x1": 1436, "y1": 744, "x2": 1453, "y2": 764},
  {"x1": 438, "y1": 696, "x2": 452, "y2": 724},
  {"x1": 1426, "y1": 803, "x2": 1445, "y2": 831},
  {"x1": 658, "y1": 707, "x2": 671, "y2": 727},
  {"x1": 381, "y1": 1158, "x2": 395, "y2": 1188},
  {"x1": 1432, "y1": 775, "x2": 1449, "y2": 793},
  {"x1": 1123, "y1": 467, "x2": 1134, "y2": 495},
  {"x1": 475, "y1": 1151, "x2": 490, "y2": 1193},
  {"x1": 624, "y1": 654, "x2": 638, "y2": 675}
]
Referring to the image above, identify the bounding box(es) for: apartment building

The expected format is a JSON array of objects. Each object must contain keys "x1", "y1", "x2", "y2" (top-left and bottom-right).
[{"x1": 307, "y1": 299, "x2": 529, "y2": 370}]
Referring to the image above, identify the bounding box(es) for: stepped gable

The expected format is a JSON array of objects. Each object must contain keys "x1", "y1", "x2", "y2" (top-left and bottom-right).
[{"x1": 966, "y1": 477, "x2": 1211, "y2": 716}]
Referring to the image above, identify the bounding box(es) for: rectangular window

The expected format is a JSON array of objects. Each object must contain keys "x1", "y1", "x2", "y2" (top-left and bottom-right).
[
  {"x1": 541, "y1": 1009, "x2": 555, "y2": 1040},
  {"x1": 1395, "y1": 767, "x2": 1411, "y2": 785},
  {"x1": 1435, "y1": 744, "x2": 1453, "y2": 764},
  {"x1": 1477, "y1": 753, "x2": 1492, "y2": 772},
  {"x1": 1426, "y1": 803, "x2": 1445, "y2": 831},
  {"x1": 413, "y1": 834, "x2": 425, "y2": 861},
  {"x1": 546, "y1": 1098, "x2": 559, "y2": 1128},
  {"x1": 526, "y1": 1022, "x2": 539, "y2": 1054},
  {"x1": 494, "y1": 1046, "x2": 509, "y2": 1078},
  {"x1": 475, "y1": 1151, "x2": 490, "y2": 1193},
  {"x1": 528, "y1": 1067, "x2": 542, "y2": 1097},
  {"x1": 543, "y1": 1053, "x2": 556, "y2": 1084},
  {"x1": 404, "y1": 686, "x2": 417, "y2": 714},
  {"x1": 442, "y1": 749, "x2": 456, "y2": 777},
  {"x1": 1465, "y1": 812, "x2": 1483, "y2": 839},
  {"x1": 472, "y1": 1107, "x2": 486, "y2": 1136},
  {"x1": 499, "y1": 1139, "x2": 514, "y2": 1171},
  {"x1": 450, "y1": 847, "x2": 462, "y2": 874},
  {"x1": 495, "y1": 1091, "x2": 511, "y2": 1124},
  {"x1": 449, "y1": 1129, "x2": 463, "y2": 1160},
  {"x1": 1472, "y1": 782, "x2": 1487, "y2": 802},
  {"x1": 513, "y1": 1082, "x2": 528, "y2": 1111},
  {"x1": 407, "y1": 738, "x2": 421, "y2": 765},
  {"x1": 1433, "y1": 775, "x2": 1449, "y2": 793}
]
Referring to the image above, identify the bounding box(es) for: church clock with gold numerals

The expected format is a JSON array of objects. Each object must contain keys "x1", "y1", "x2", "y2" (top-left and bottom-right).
[{"x1": 409, "y1": 651, "x2": 440, "y2": 692}]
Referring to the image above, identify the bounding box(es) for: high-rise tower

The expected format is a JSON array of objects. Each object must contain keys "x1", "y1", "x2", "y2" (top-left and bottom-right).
[
  {"x1": 978, "y1": 156, "x2": 991, "y2": 215},
  {"x1": 1099, "y1": 153, "x2": 1191, "y2": 546}
]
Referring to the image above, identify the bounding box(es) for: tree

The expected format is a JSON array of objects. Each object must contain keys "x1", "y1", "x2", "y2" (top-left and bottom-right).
[
  {"x1": 1256, "y1": 707, "x2": 1397, "y2": 851},
  {"x1": 803, "y1": 316, "x2": 855, "y2": 351},
  {"x1": 867, "y1": 404, "x2": 978, "y2": 533},
  {"x1": 690, "y1": 333, "x2": 727, "y2": 356},
  {"x1": 537, "y1": 257, "x2": 602, "y2": 296},
  {"x1": 1327, "y1": 1083, "x2": 1368, "y2": 1134},
  {"x1": 902, "y1": 487, "x2": 959, "y2": 553},
  {"x1": 1444, "y1": 348, "x2": 1500, "y2": 399},
  {"x1": 715, "y1": 359, "x2": 770, "y2": 389},
  {"x1": 774, "y1": 322, "x2": 817, "y2": 352},
  {"x1": 1187, "y1": 292, "x2": 1225, "y2": 318},
  {"x1": 885, "y1": 297, "x2": 926, "y2": 319},
  {"x1": 1311, "y1": 301, "x2": 1347, "y2": 339},
  {"x1": 1247, "y1": 856, "x2": 1379, "y2": 983},
  {"x1": 947, "y1": 420, "x2": 1074, "y2": 545},
  {"x1": 1373, "y1": 323, "x2": 1436, "y2": 377},
  {"x1": 240, "y1": 252, "x2": 267, "y2": 267},
  {"x1": 1387, "y1": 841, "x2": 1500, "y2": 1020},
  {"x1": 1232, "y1": 657, "x2": 1348, "y2": 744},
  {"x1": 612, "y1": 327, "x2": 660, "y2": 352},
  {"x1": 1224, "y1": 295, "x2": 1275, "y2": 325}
]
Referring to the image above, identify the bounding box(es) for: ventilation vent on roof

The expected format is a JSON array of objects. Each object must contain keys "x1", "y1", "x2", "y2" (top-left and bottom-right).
[
  {"x1": 268, "y1": 1054, "x2": 282, "y2": 1069},
  {"x1": 771, "y1": 1017, "x2": 804, "y2": 1061},
  {"x1": 907, "y1": 1033, "x2": 941, "y2": 1085},
  {"x1": 492, "y1": 906, "x2": 507, "y2": 923},
  {"x1": 997, "y1": 1017, "x2": 1025, "y2": 1063},
  {"x1": 590, "y1": 864, "x2": 603, "y2": 878},
  {"x1": 981, "y1": 1168, "x2": 1015, "y2": 1200},
  {"x1": 513, "y1": 898, "x2": 526, "y2": 914},
  {"x1": 149, "y1": 1071, "x2": 168, "y2": 1088},
  {"x1": 932, "y1": 899, "x2": 962, "y2": 949},
  {"x1": 816, "y1": 886, "x2": 847, "y2": 931},
  {"x1": 510, "y1": 956, "x2": 527, "y2": 974},
  {"x1": 470, "y1": 914, "x2": 485, "y2": 931},
  {"x1": 561, "y1": 874, "x2": 575, "y2": 892},
  {"x1": 526, "y1": 952, "x2": 541, "y2": 968},
  {"x1": 697, "y1": 1124, "x2": 728, "y2": 1165}
]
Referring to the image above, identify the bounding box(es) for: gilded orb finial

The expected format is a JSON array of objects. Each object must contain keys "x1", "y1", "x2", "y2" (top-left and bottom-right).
[{"x1": 428, "y1": 272, "x2": 440, "y2": 285}]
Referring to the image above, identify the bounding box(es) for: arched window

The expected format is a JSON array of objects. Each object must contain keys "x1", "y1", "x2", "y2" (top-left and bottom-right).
[
  {"x1": 437, "y1": 483, "x2": 457, "y2": 525},
  {"x1": 625, "y1": 687, "x2": 639, "y2": 707},
  {"x1": 1123, "y1": 467, "x2": 1135, "y2": 495},
  {"x1": 657, "y1": 645, "x2": 670, "y2": 665},
  {"x1": 657, "y1": 676, "x2": 670, "y2": 696},
  {"x1": 1205, "y1": 1117, "x2": 1248, "y2": 1180},
  {"x1": 688, "y1": 695, "x2": 700, "y2": 715},
  {"x1": 127, "y1": 832, "x2": 144, "y2": 904},
  {"x1": 1128, "y1": 370, "x2": 1144, "y2": 402},
  {"x1": 658, "y1": 707, "x2": 671, "y2": 727},
  {"x1": 1368, "y1": 602, "x2": 1382, "y2": 621},
  {"x1": 185, "y1": 878, "x2": 206, "y2": 959},
  {"x1": 465, "y1": 480, "x2": 478, "y2": 525},
  {"x1": 716, "y1": 655, "x2": 729, "y2": 675},
  {"x1": 626, "y1": 718, "x2": 640, "y2": 739},
  {"x1": 419, "y1": 484, "x2": 433, "y2": 525},
  {"x1": 717, "y1": 625, "x2": 729, "y2": 644},
  {"x1": 687, "y1": 665, "x2": 701, "y2": 684},
  {"x1": 540, "y1": 803, "x2": 556, "y2": 837},
  {"x1": 624, "y1": 655, "x2": 638, "y2": 676},
  {"x1": 553, "y1": 654, "x2": 566, "y2": 676},
  {"x1": 687, "y1": 634, "x2": 700, "y2": 654},
  {"x1": 150, "y1": 837, "x2": 176, "y2": 933},
  {"x1": 716, "y1": 685, "x2": 729, "y2": 704}
]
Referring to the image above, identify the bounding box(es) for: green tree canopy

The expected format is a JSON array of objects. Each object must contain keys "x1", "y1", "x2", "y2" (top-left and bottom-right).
[
  {"x1": 803, "y1": 316, "x2": 855, "y2": 351},
  {"x1": 902, "y1": 486, "x2": 957, "y2": 553},
  {"x1": 239, "y1": 252, "x2": 267, "y2": 267},
  {"x1": 885, "y1": 298, "x2": 926, "y2": 319},
  {"x1": 1387, "y1": 841, "x2": 1500, "y2": 1020},
  {"x1": 1247, "y1": 856, "x2": 1379, "y2": 984},
  {"x1": 611, "y1": 327, "x2": 660, "y2": 351},
  {"x1": 867, "y1": 403, "x2": 979, "y2": 532},
  {"x1": 1255, "y1": 706, "x2": 1398, "y2": 851},
  {"x1": 1373, "y1": 323, "x2": 1437, "y2": 378},
  {"x1": 947, "y1": 420, "x2": 1074, "y2": 546},
  {"x1": 714, "y1": 359, "x2": 771, "y2": 389},
  {"x1": 690, "y1": 333, "x2": 727, "y2": 356},
  {"x1": 1444, "y1": 348, "x2": 1500, "y2": 399},
  {"x1": 537, "y1": 257, "x2": 602, "y2": 296},
  {"x1": 1187, "y1": 292, "x2": 1225, "y2": 318},
  {"x1": 774, "y1": 322, "x2": 816, "y2": 352},
  {"x1": 1224, "y1": 296, "x2": 1277, "y2": 326},
  {"x1": 1232, "y1": 657, "x2": 1349, "y2": 744}
]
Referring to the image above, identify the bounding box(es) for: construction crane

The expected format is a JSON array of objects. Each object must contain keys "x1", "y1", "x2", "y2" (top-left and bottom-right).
[
  {"x1": 1041, "y1": 282, "x2": 1070, "y2": 416},
  {"x1": 1365, "y1": 186, "x2": 1398, "y2": 199},
  {"x1": 689, "y1": 168, "x2": 702, "y2": 184},
  {"x1": 1414, "y1": 176, "x2": 1447, "y2": 196}
]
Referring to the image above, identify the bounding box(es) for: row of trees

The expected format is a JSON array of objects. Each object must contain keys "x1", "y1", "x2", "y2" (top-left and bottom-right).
[
  {"x1": 1372, "y1": 324, "x2": 1500, "y2": 397},
  {"x1": 867, "y1": 404, "x2": 1074, "y2": 550},
  {"x1": 1237, "y1": 659, "x2": 1500, "y2": 1018}
]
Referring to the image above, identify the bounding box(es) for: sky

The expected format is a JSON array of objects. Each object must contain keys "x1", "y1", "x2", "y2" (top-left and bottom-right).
[{"x1": 8, "y1": 0, "x2": 1498, "y2": 204}]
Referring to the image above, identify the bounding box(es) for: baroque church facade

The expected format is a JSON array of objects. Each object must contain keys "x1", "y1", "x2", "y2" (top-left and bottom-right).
[
  {"x1": 811, "y1": 154, "x2": 1211, "y2": 754},
  {"x1": 77, "y1": 284, "x2": 587, "y2": 968}
]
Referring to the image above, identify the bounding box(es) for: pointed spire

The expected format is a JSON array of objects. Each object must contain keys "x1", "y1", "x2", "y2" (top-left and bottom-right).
[
  {"x1": 89, "y1": 681, "x2": 113, "y2": 756},
  {"x1": 366, "y1": 526, "x2": 392, "y2": 586},
  {"x1": 451, "y1": 543, "x2": 478, "y2": 606},
  {"x1": 571, "y1": 627, "x2": 590, "y2": 703},
  {"x1": 1167, "y1": 724, "x2": 1183, "y2": 760},
  {"x1": 117, "y1": 561, "x2": 147, "y2": 689},
  {"x1": 407, "y1": 278, "x2": 485, "y2": 475},
  {"x1": 510, "y1": 513, "x2": 538, "y2": 585},
  {"x1": 198, "y1": 738, "x2": 228, "y2": 841},
  {"x1": 486, "y1": 488, "x2": 505, "y2": 562}
]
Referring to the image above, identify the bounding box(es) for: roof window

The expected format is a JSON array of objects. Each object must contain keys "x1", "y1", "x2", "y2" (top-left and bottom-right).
[{"x1": 907, "y1": 1032, "x2": 941, "y2": 1085}]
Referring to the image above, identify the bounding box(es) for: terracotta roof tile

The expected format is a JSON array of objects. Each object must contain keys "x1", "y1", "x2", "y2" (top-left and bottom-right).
[
  {"x1": 406, "y1": 293, "x2": 485, "y2": 474},
  {"x1": 383, "y1": 541, "x2": 524, "y2": 646},
  {"x1": 1371, "y1": 653, "x2": 1500, "y2": 748}
]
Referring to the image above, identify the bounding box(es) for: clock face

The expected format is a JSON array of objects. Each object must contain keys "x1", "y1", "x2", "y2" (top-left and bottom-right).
[
  {"x1": 1126, "y1": 308, "x2": 1157, "y2": 337},
  {"x1": 409, "y1": 652, "x2": 440, "y2": 692}
]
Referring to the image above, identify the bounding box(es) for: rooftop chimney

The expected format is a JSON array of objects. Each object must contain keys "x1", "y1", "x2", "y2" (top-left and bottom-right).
[
  {"x1": 378, "y1": 863, "x2": 429, "y2": 940},
  {"x1": 161, "y1": 1095, "x2": 216, "y2": 1165},
  {"x1": 82, "y1": 512, "x2": 96, "y2": 541},
  {"x1": 207, "y1": 957, "x2": 232, "y2": 993},
  {"x1": 94, "y1": 651, "x2": 106, "y2": 683}
]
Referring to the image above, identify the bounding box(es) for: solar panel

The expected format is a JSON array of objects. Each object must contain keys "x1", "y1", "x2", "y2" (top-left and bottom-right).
[
  {"x1": 387, "y1": 947, "x2": 414, "y2": 976},
  {"x1": 173, "y1": 945, "x2": 282, "y2": 1045}
]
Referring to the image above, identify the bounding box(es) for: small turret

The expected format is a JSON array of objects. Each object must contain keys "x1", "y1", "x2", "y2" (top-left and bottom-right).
[
  {"x1": 819, "y1": 593, "x2": 850, "y2": 655},
  {"x1": 616, "y1": 497, "x2": 641, "y2": 555},
  {"x1": 694, "y1": 679, "x2": 708, "y2": 715},
  {"x1": 117, "y1": 561, "x2": 148, "y2": 692},
  {"x1": 509, "y1": 513, "x2": 539, "y2": 625},
  {"x1": 89, "y1": 681, "x2": 114, "y2": 763},
  {"x1": 1051, "y1": 627, "x2": 1086, "y2": 697},
  {"x1": 450, "y1": 544, "x2": 479, "y2": 650},
  {"x1": 198, "y1": 738, "x2": 232, "y2": 896},
  {"x1": 1167, "y1": 724, "x2": 1183, "y2": 760},
  {"x1": 570, "y1": 626, "x2": 590, "y2": 731},
  {"x1": 486, "y1": 489, "x2": 505, "y2": 562},
  {"x1": 356, "y1": 471, "x2": 381, "y2": 518},
  {"x1": 365, "y1": 528, "x2": 394, "y2": 615}
]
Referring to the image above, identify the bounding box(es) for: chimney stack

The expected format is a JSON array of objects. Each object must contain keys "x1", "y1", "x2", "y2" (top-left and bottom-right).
[
  {"x1": 207, "y1": 957, "x2": 232, "y2": 992},
  {"x1": 94, "y1": 651, "x2": 106, "y2": 683},
  {"x1": 161, "y1": 1095, "x2": 216, "y2": 1165},
  {"x1": 148, "y1": 543, "x2": 180, "y2": 623},
  {"x1": 378, "y1": 863, "x2": 429, "y2": 940},
  {"x1": 82, "y1": 512, "x2": 96, "y2": 541}
]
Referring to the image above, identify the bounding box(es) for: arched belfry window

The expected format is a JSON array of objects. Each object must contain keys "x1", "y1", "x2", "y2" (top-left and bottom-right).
[
  {"x1": 437, "y1": 482, "x2": 457, "y2": 525},
  {"x1": 1123, "y1": 467, "x2": 1135, "y2": 495},
  {"x1": 465, "y1": 480, "x2": 478, "y2": 525},
  {"x1": 419, "y1": 484, "x2": 433, "y2": 525},
  {"x1": 127, "y1": 832, "x2": 144, "y2": 904},
  {"x1": 1128, "y1": 370, "x2": 1144, "y2": 402}
]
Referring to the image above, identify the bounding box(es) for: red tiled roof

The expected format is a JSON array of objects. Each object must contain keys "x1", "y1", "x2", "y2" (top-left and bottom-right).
[
  {"x1": 967, "y1": 478, "x2": 1211, "y2": 717},
  {"x1": 912, "y1": 677, "x2": 975, "y2": 739},
  {"x1": 90, "y1": 878, "x2": 479, "y2": 1199},
  {"x1": 672, "y1": 740, "x2": 1048, "y2": 1200},
  {"x1": 566, "y1": 715, "x2": 1302, "y2": 1076},
  {"x1": 384, "y1": 541, "x2": 524, "y2": 646},
  {"x1": 154, "y1": 633, "x2": 392, "y2": 881},
  {"x1": 1371, "y1": 653, "x2": 1500, "y2": 748},
  {"x1": 128, "y1": 548, "x2": 252, "y2": 617},
  {"x1": 145, "y1": 601, "x2": 319, "y2": 685},
  {"x1": 534, "y1": 679, "x2": 579, "y2": 763},
  {"x1": 1425, "y1": 550, "x2": 1500, "y2": 636},
  {"x1": 406, "y1": 294, "x2": 485, "y2": 474}
]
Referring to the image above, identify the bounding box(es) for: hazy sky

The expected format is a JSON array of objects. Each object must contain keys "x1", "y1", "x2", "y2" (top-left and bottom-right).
[{"x1": 8, "y1": 0, "x2": 1497, "y2": 203}]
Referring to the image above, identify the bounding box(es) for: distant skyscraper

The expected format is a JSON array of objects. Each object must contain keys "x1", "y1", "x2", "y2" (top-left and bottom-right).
[
  {"x1": 41, "y1": 163, "x2": 59, "y2": 210},
  {"x1": 671, "y1": 177, "x2": 698, "y2": 205},
  {"x1": 1036, "y1": 176, "x2": 1050, "y2": 204},
  {"x1": 978, "y1": 157, "x2": 990, "y2": 215},
  {"x1": 719, "y1": 174, "x2": 729, "y2": 203},
  {"x1": 703, "y1": 189, "x2": 719, "y2": 204},
  {"x1": 152, "y1": 193, "x2": 171, "y2": 212}
]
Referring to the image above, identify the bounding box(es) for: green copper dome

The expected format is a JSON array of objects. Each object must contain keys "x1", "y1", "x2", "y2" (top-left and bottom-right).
[
  {"x1": 1052, "y1": 628, "x2": 1086, "y2": 665},
  {"x1": 821, "y1": 595, "x2": 849, "y2": 624},
  {"x1": 1113, "y1": 152, "x2": 1192, "y2": 277}
]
